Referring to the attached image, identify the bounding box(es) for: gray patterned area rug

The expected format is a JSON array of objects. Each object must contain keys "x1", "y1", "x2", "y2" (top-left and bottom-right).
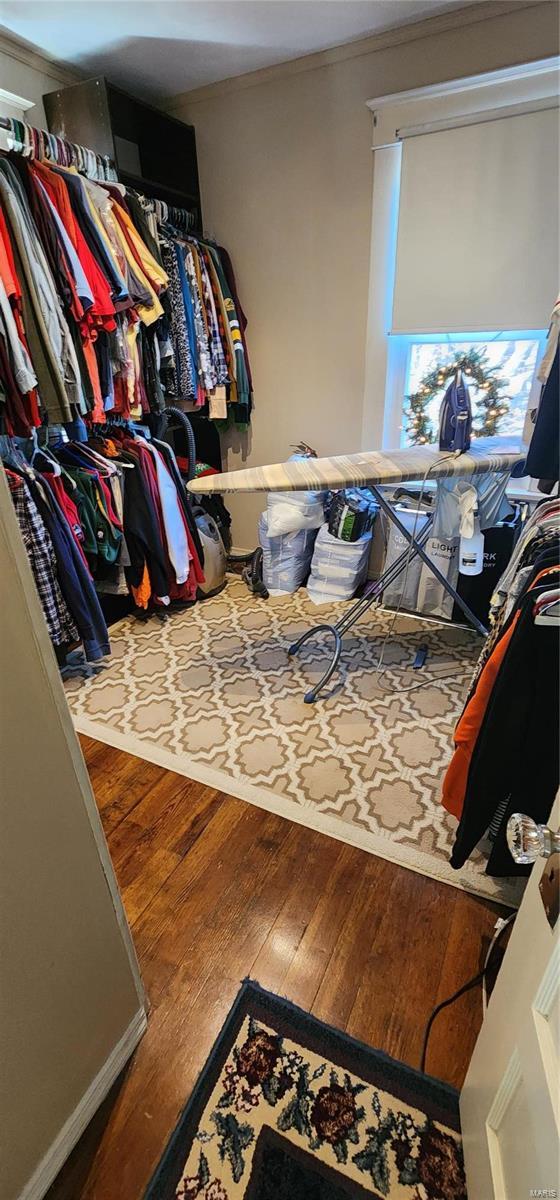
[{"x1": 64, "y1": 575, "x2": 520, "y2": 904}]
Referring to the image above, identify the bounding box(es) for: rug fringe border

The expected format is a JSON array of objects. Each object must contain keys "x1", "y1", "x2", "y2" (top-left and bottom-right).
[{"x1": 73, "y1": 715, "x2": 520, "y2": 908}]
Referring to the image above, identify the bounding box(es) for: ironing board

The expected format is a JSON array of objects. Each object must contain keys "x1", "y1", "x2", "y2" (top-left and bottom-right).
[{"x1": 188, "y1": 438, "x2": 526, "y2": 701}]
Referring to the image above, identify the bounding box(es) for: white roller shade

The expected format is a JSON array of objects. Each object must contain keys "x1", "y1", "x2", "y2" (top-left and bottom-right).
[{"x1": 391, "y1": 106, "x2": 559, "y2": 334}]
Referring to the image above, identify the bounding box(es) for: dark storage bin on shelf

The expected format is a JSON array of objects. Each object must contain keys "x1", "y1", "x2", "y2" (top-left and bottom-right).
[{"x1": 43, "y1": 76, "x2": 202, "y2": 226}]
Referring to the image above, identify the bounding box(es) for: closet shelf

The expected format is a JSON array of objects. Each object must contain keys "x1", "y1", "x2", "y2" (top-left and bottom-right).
[{"x1": 117, "y1": 171, "x2": 199, "y2": 207}]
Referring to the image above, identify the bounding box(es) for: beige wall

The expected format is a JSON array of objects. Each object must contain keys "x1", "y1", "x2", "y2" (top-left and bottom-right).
[
  {"x1": 171, "y1": 1, "x2": 559, "y2": 547},
  {"x1": 0, "y1": 35, "x2": 77, "y2": 125},
  {"x1": 0, "y1": 470, "x2": 144, "y2": 1200}
]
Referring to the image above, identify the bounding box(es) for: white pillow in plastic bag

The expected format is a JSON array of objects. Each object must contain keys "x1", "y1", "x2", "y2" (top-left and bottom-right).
[
  {"x1": 259, "y1": 513, "x2": 318, "y2": 595},
  {"x1": 266, "y1": 453, "x2": 326, "y2": 537},
  {"x1": 267, "y1": 491, "x2": 325, "y2": 538},
  {"x1": 307, "y1": 523, "x2": 372, "y2": 605}
]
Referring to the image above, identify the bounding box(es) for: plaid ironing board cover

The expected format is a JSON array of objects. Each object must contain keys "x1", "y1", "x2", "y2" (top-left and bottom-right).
[{"x1": 187, "y1": 437, "x2": 525, "y2": 495}]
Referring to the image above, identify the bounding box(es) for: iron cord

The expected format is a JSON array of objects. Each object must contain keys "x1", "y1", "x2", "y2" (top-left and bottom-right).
[{"x1": 420, "y1": 913, "x2": 516, "y2": 1074}]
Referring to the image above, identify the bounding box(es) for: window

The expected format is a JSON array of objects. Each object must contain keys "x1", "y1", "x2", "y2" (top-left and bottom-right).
[
  {"x1": 363, "y1": 60, "x2": 558, "y2": 459},
  {"x1": 384, "y1": 330, "x2": 546, "y2": 449}
]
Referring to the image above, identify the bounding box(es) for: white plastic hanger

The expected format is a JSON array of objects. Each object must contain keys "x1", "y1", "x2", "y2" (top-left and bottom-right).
[
  {"x1": 30, "y1": 429, "x2": 61, "y2": 476},
  {"x1": 534, "y1": 588, "x2": 560, "y2": 626}
]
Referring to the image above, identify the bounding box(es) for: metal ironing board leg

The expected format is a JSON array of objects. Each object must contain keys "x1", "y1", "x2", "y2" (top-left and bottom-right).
[
  {"x1": 368, "y1": 486, "x2": 488, "y2": 638},
  {"x1": 288, "y1": 512, "x2": 434, "y2": 703},
  {"x1": 288, "y1": 623, "x2": 344, "y2": 702},
  {"x1": 289, "y1": 484, "x2": 488, "y2": 702}
]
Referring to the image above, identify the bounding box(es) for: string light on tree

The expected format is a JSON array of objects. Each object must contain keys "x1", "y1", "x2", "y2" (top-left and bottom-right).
[{"x1": 404, "y1": 347, "x2": 510, "y2": 445}]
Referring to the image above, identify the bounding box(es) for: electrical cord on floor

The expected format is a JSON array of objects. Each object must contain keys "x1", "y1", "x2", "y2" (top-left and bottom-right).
[
  {"x1": 420, "y1": 913, "x2": 516, "y2": 1074},
  {"x1": 396, "y1": 668, "x2": 471, "y2": 695}
]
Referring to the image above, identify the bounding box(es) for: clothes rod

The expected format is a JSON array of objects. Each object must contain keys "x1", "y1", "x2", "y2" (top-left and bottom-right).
[{"x1": 0, "y1": 114, "x2": 117, "y2": 176}]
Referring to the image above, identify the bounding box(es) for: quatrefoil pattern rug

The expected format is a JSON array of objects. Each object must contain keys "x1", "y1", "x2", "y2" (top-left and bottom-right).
[{"x1": 64, "y1": 575, "x2": 519, "y2": 903}]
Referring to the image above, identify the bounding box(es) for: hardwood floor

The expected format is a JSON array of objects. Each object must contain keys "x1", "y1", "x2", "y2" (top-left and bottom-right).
[{"x1": 48, "y1": 735, "x2": 506, "y2": 1200}]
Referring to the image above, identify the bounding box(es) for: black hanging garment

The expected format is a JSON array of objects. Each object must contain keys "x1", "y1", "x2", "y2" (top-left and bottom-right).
[
  {"x1": 450, "y1": 584, "x2": 560, "y2": 876},
  {"x1": 525, "y1": 345, "x2": 559, "y2": 489}
]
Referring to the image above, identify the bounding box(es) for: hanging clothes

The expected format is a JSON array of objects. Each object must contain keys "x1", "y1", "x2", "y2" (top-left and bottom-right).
[
  {"x1": 87, "y1": 425, "x2": 205, "y2": 607},
  {"x1": 442, "y1": 498, "x2": 560, "y2": 877},
  {"x1": 525, "y1": 345, "x2": 559, "y2": 490},
  {"x1": 0, "y1": 141, "x2": 252, "y2": 436},
  {"x1": 0, "y1": 158, "x2": 83, "y2": 424},
  {"x1": 6, "y1": 467, "x2": 78, "y2": 647},
  {"x1": 0, "y1": 127, "x2": 243, "y2": 660},
  {"x1": 3, "y1": 450, "x2": 111, "y2": 662},
  {"x1": 2, "y1": 417, "x2": 207, "y2": 656},
  {"x1": 449, "y1": 581, "x2": 559, "y2": 877}
]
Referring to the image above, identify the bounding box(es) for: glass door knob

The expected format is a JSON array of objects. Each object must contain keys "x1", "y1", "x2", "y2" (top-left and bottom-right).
[{"x1": 507, "y1": 813, "x2": 560, "y2": 864}]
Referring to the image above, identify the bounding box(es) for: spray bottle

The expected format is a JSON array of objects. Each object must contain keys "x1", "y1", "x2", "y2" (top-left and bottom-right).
[{"x1": 459, "y1": 504, "x2": 484, "y2": 576}]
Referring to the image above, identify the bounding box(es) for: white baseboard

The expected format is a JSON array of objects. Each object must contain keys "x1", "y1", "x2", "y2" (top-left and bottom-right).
[{"x1": 19, "y1": 1007, "x2": 147, "y2": 1200}]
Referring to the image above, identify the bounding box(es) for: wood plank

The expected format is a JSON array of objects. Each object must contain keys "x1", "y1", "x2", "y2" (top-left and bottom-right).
[
  {"x1": 344, "y1": 869, "x2": 456, "y2": 1072},
  {"x1": 47, "y1": 739, "x2": 507, "y2": 1200},
  {"x1": 77, "y1": 733, "x2": 104, "y2": 760},
  {"x1": 131, "y1": 796, "x2": 268, "y2": 992},
  {"x1": 118, "y1": 845, "x2": 182, "y2": 927},
  {"x1": 311, "y1": 851, "x2": 397, "y2": 1031},
  {"x1": 92, "y1": 751, "x2": 166, "y2": 819},
  {"x1": 107, "y1": 778, "x2": 226, "y2": 928},
  {"x1": 67, "y1": 811, "x2": 298, "y2": 1196},
  {"x1": 102, "y1": 762, "x2": 169, "y2": 832},
  {"x1": 250, "y1": 828, "x2": 344, "y2": 995},
  {"x1": 281, "y1": 842, "x2": 379, "y2": 1013},
  {"x1": 421, "y1": 889, "x2": 504, "y2": 1086}
]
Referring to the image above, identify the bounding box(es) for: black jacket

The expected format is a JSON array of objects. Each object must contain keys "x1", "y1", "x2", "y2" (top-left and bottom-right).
[{"x1": 451, "y1": 580, "x2": 559, "y2": 876}]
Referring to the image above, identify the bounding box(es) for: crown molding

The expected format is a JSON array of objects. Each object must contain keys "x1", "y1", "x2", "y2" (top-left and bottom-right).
[
  {"x1": 0, "y1": 86, "x2": 35, "y2": 112},
  {"x1": 166, "y1": 1, "x2": 547, "y2": 111},
  {"x1": 366, "y1": 53, "x2": 560, "y2": 108},
  {"x1": 0, "y1": 26, "x2": 83, "y2": 88}
]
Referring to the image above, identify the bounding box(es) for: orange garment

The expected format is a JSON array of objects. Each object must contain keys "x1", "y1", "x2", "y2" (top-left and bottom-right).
[
  {"x1": 81, "y1": 338, "x2": 105, "y2": 423},
  {"x1": 442, "y1": 561, "x2": 560, "y2": 821},
  {"x1": 131, "y1": 563, "x2": 151, "y2": 609},
  {"x1": 31, "y1": 161, "x2": 117, "y2": 332},
  {"x1": 442, "y1": 611, "x2": 520, "y2": 820}
]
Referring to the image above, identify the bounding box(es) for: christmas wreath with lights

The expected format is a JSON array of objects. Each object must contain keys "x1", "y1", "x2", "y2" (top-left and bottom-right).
[{"x1": 405, "y1": 347, "x2": 509, "y2": 445}]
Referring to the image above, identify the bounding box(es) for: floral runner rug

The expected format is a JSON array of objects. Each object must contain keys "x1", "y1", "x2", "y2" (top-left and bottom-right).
[{"x1": 144, "y1": 979, "x2": 466, "y2": 1200}]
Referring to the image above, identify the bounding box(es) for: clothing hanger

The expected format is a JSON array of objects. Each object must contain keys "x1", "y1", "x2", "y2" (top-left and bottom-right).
[
  {"x1": 537, "y1": 502, "x2": 560, "y2": 522},
  {"x1": 30, "y1": 427, "x2": 62, "y2": 476},
  {"x1": 0, "y1": 117, "x2": 116, "y2": 182},
  {"x1": 533, "y1": 584, "x2": 560, "y2": 607},
  {"x1": 534, "y1": 594, "x2": 560, "y2": 626},
  {"x1": 72, "y1": 442, "x2": 116, "y2": 476},
  {"x1": 89, "y1": 425, "x2": 136, "y2": 466}
]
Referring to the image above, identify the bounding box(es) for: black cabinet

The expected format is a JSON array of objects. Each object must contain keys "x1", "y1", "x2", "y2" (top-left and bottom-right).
[{"x1": 43, "y1": 76, "x2": 201, "y2": 226}]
